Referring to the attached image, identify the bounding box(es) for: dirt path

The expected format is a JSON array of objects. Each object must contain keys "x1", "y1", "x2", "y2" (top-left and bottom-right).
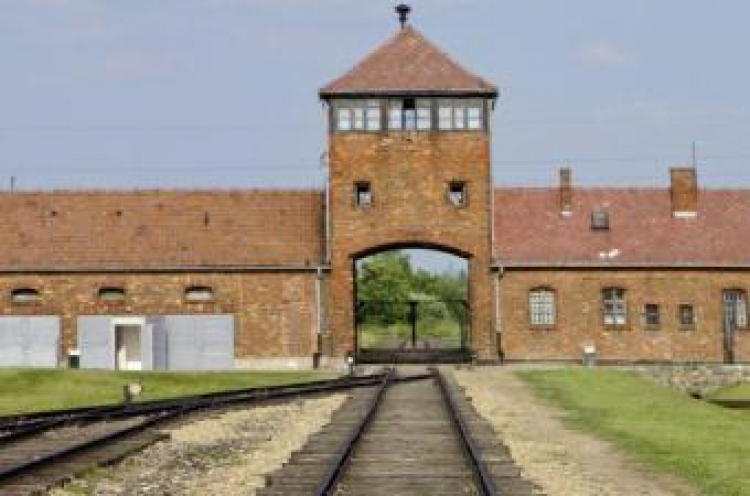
[{"x1": 453, "y1": 366, "x2": 699, "y2": 496}]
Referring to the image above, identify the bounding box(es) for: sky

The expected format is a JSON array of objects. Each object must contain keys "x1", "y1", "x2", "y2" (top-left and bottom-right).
[{"x1": 1, "y1": 0, "x2": 749, "y2": 191}]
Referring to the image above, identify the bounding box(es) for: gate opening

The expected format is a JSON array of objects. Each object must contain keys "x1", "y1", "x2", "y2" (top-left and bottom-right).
[
  {"x1": 354, "y1": 248, "x2": 470, "y2": 363},
  {"x1": 115, "y1": 323, "x2": 142, "y2": 371}
]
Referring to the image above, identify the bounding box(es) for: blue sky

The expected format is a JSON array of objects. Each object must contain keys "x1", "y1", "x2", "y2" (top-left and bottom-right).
[{"x1": 1, "y1": 0, "x2": 749, "y2": 190}]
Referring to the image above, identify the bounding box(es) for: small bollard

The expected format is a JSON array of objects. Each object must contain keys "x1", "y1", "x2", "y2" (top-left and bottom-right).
[
  {"x1": 346, "y1": 352, "x2": 356, "y2": 377},
  {"x1": 582, "y1": 345, "x2": 597, "y2": 367},
  {"x1": 122, "y1": 382, "x2": 143, "y2": 405}
]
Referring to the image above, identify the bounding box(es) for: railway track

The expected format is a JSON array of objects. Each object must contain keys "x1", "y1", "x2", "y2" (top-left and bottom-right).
[
  {"x1": 0, "y1": 371, "x2": 422, "y2": 495},
  {"x1": 260, "y1": 367, "x2": 541, "y2": 496}
]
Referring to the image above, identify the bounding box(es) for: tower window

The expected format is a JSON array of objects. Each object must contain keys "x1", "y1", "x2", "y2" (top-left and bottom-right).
[
  {"x1": 355, "y1": 182, "x2": 372, "y2": 207},
  {"x1": 389, "y1": 99, "x2": 431, "y2": 130},
  {"x1": 334, "y1": 100, "x2": 381, "y2": 132},
  {"x1": 438, "y1": 99, "x2": 484, "y2": 131},
  {"x1": 448, "y1": 181, "x2": 467, "y2": 207}
]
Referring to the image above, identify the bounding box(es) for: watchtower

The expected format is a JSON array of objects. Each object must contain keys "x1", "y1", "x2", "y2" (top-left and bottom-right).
[{"x1": 319, "y1": 6, "x2": 499, "y2": 362}]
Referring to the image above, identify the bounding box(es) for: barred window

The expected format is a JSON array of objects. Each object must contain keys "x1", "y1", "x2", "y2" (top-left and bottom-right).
[
  {"x1": 678, "y1": 304, "x2": 696, "y2": 329},
  {"x1": 643, "y1": 303, "x2": 660, "y2": 329},
  {"x1": 723, "y1": 289, "x2": 748, "y2": 329},
  {"x1": 529, "y1": 288, "x2": 556, "y2": 327},
  {"x1": 602, "y1": 287, "x2": 627, "y2": 326}
]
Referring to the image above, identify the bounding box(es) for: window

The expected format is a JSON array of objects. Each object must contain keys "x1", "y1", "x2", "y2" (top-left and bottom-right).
[
  {"x1": 591, "y1": 211, "x2": 610, "y2": 230},
  {"x1": 448, "y1": 181, "x2": 467, "y2": 207},
  {"x1": 723, "y1": 289, "x2": 747, "y2": 329},
  {"x1": 98, "y1": 287, "x2": 126, "y2": 302},
  {"x1": 678, "y1": 304, "x2": 696, "y2": 329},
  {"x1": 602, "y1": 287, "x2": 627, "y2": 327},
  {"x1": 335, "y1": 100, "x2": 381, "y2": 132},
  {"x1": 643, "y1": 303, "x2": 660, "y2": 329},
  {"x1": 529, "y1": 288, "x2": 556, "y2": 327},
  {"x1": 185, "y1": 286, "x2": 214, "y2": 303},
  {"x1": 438, "y1": 99, "x2": 484, "y2": 130},
  {"x1": 11, "y1": 288, "x2": 40, "y2": 304},
  {"x1": 354, "y1": 182, "x2": 372, "y2": 207},
  {"x1": 337, "y1": 107, "x2": 352, "y2": 131},
  {"x1": 389, "y1": 98, "x2": 431, "y2": 130}
]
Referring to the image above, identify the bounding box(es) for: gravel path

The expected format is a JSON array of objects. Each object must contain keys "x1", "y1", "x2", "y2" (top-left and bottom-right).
[
  {"x1": 52, "y1": 394, "x2": 346, "y2": 496},
  {"x1": 453, "y1": 366, "x2": 699, "y2": 496}
]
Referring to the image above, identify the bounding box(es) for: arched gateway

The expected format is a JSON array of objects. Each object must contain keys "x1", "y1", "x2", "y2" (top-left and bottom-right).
[{"x1": 319, "y1": 13, "x2": 500, "y2": 363}]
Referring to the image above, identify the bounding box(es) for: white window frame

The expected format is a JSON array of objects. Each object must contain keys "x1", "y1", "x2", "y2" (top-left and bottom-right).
[
  {"x1": 602, "y1": 287, "x2": 627, "y2": 327},
  {"x1": 529, "y1": 288, "x2": 556, "y2": 327}
]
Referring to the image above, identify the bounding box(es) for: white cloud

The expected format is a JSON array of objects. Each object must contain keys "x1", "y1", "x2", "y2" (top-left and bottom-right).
[{"x1": 575, "y1": 41, "x2": 628, "y2": 68}]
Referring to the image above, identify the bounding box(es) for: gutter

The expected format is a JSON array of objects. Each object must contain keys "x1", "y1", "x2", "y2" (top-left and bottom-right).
[{"x1": 0, "y1": 265, "x2": 333, "y2": 275}]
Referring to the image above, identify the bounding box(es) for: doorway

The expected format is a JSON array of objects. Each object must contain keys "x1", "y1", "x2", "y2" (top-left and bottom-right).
[
  {"x1": 354, "y1": 247, "x2": 470, "y2": 362},
  {"x1": 722, "y1": 289, "x2": 747, "y2": 364},
  {"x1": 114, "y1": 322, "x2": 142, "y2": 371}
]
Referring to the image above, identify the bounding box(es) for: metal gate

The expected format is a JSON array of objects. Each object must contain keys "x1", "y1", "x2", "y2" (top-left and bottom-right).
[
  {"x1": 355, "y1": 300, "x2": 469, "y2": 354},
  {"x1": 0, "y1": 317, "x2": 60, "y2": 368}
]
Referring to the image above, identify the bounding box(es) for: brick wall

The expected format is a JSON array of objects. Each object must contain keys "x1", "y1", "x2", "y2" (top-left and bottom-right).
[
  {"x1": 326, "y1": 132, "x2": 498, "y2": 359},
  {"x1": 500, "y1": 269, "x2": 750, "y2": 363},
  {"x1": 0, "y1": 271, "x2": 320, "y2": 362}
]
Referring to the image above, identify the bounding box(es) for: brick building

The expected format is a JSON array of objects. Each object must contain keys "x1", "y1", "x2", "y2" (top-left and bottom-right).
[{"x1": 0, "y1": 13, "x2": 747, "y2": 369}]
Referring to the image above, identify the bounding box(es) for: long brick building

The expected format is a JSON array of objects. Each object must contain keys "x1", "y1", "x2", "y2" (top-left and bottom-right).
[{"x1": 0, "y1": 14, "x2": 748, "y2": 369}]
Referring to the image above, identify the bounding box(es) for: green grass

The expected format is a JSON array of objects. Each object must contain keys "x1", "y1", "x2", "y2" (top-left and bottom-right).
[
  {"x1": 707, "y1": 381, "x2": 750, "y2": 401},
  {"x1": 518, "y1": 369, "x2": 750, "y2": 496},
  {"x1": 358, "y1": 320, "x2": 463, "y2": 348},
  {"x1": 0, "y1": 369, "x2": 335, "y2": 416}
]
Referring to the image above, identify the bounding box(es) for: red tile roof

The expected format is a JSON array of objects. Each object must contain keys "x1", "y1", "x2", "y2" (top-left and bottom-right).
[
  {"x1": 0, "y1": 190, "x2": 323, "y2": 271},
  {"x1": 495, "y1": 188, "x2": 750, "y2": 267},
  {"x1": 320, "y1": 26, "x2": 497, "y2": 97}
]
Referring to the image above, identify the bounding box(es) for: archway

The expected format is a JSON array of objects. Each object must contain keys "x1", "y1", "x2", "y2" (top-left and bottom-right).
[{"x1": 353, "y1": 246, "x2": 470, "y2": 362}]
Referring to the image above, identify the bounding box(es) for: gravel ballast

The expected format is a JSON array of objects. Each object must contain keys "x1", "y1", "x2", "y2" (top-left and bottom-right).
[
  {"x1": 453, "y1": 367, "x2": 698, "y2": 496},
  {"x1": 53, "y1": 394, "x2": 346, "y2": 495}
]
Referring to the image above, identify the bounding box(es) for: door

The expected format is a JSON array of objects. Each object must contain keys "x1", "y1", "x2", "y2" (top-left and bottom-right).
[
  {"x1": 78, "y1": 316, "x2": 115, "y2": 369},
  {"x1": 163, "y1": 315, "x2": 234, "y2": 370},
  {"x1": 0, "y1": 317, "x2": 60, "y2": 367},
  {"x1": 723, "y1": 290, "x2": 747, "y2": 364},
  {"x1": 115, "y1": 324, "x2": 142, "y2": 371}
]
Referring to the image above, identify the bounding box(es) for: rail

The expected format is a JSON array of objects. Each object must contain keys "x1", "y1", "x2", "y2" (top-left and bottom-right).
[
  {"x1": 433, "y1": 367, "x2": 498, "y2": 496},
  {"x1": 314, "y1": 367, "x2": 394, "y2": 496}
]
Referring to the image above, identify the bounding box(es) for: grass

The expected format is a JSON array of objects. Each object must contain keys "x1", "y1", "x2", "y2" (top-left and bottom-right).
[
  {"x1": 707, "y1": 381, "x2": 750, "y2": 401},
  {"x1": 517, "y1": 368, "x2": 750, "y2": 496},
  {"x1": 0, "y1": 368, "x2": 335, "y2": 416},
  {"x1": 358, "y1": 320, "x2": 464, "y2": 348}
]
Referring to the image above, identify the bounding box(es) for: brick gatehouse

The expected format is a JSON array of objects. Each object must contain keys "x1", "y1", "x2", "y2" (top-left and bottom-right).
[{"x1": 0, "y1": 10, "x2": 748, "y2": 369}]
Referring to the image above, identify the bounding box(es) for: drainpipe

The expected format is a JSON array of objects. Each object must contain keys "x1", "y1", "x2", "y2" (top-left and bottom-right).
[
  {"x1": 315, "y1": 266, "x2": 325, "y2": 367},
  {"x1": 492, "y1": 260, "x2": 505, "y2": 362}
]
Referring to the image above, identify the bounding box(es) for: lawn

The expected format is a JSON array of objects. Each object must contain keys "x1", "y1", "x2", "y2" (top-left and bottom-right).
[
  {"x1": 707, "y1": 381, "x2": 750, "y2": 401},
  {"x1": 0, "y1": 369, "x2": 336, "y2": 416},
  {"x1": 518, "y1": 368, "x2": 750, "y2": 496}
]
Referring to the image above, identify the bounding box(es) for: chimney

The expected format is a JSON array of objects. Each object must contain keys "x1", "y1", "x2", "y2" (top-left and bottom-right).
[
  {"x1": 559, "y1": 167, "x2": 573, "y2": 216},
  {"x1": 670, "y1": 167, "x2": 698, "y2": 218}
]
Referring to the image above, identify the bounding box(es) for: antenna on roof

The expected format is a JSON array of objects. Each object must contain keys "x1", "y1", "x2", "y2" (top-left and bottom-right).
[{"x1": 395, "y1": 4, "x2": 411, "y2": 29}]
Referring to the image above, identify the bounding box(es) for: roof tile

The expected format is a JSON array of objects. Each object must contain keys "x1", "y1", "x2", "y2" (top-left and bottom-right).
[{"x1": 320, "y1": 26, "x2": 497, "y2": 97}]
